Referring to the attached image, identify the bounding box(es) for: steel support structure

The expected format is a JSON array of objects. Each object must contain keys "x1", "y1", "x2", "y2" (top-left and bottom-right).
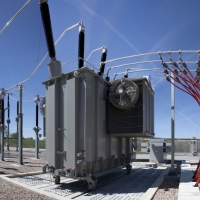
[
  {"x1": 18, "y1": 85, "x2": 23, "y2": 165},
  {"x1": 16, "y1": 101, "x2": 19, "y2": 151},
  {"x1": 33, "y1": 95, "x2": 40, "y2": 159},
  {"x1": 0, "y1": 99, "x2": 4, "y2": 161},
  {"x1": 6, "y1": 94, "x2": 10, "y2": 150},
  {"x1": 170, "y1": 72, "x2": 175, "y2": 174}
]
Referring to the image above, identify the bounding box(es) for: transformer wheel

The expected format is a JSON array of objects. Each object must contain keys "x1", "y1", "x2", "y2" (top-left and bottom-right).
[
  {"x1": 126, "y1": 164, "x2": 132, "y2": 174},
  {"x1": 88, "y1": 182, "x2": 97, "y2": 190},
  {"x1": 54, "y1": 176, "x2": 60, "y2": 184}
]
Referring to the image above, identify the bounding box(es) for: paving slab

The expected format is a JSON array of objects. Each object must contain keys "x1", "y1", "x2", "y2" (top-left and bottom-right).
[{"x1": 178, "y1": 163, "x2": 200, "y2": 200}]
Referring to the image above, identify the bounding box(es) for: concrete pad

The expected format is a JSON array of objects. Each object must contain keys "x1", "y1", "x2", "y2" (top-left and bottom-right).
[
  {"x1": 178, "y1": 162, "x2": 200, "y2": 200},
  {"x1": 138, "y1": 167, "x2": 170, "y2": 200},
  {"x1": 178, "y1": 196, "x2": 200, "y2": 200}
]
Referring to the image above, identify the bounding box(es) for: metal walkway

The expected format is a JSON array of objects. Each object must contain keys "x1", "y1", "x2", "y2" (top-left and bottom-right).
[{"x1": 3, "y1": 166, "x2": 165, "y2": 200}]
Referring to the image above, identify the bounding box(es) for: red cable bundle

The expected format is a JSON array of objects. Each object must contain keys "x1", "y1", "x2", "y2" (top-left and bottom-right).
[{"x1": 160, "y1": 56, "x2": 200, "y2": 106}]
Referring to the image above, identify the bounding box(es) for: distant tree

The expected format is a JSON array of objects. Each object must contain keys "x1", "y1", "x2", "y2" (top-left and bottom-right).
[{"x1": 10, "y1": 133, "x2": 17, "y2": 139}]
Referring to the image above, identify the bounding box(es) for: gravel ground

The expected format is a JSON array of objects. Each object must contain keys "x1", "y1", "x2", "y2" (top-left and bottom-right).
[
  {"x1": 0, "y1": 150, "x2": 46, "y2": 175},
  {"x1": 0, "y1": 178, "x2": 53, "y2": 200},
  {"x1": 152, "y1": 179, "x2": 179, "y2": 200},
  {"x1": 0, "y1": 150, "x2": 53, "y2": 200},
  {"x1": 152, "y1": 164, "x2": 181, "y2": 200}
]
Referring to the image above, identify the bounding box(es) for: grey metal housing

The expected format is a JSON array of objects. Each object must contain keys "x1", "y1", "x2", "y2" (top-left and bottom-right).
[{"x1": 43, "y1": 67, "x2": 133, "y2": 188}]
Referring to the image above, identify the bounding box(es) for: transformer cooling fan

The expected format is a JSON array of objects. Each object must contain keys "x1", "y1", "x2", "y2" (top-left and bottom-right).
[
  {"x1": 109, "y1": 78, "x2": 139, "y2": 110},
  {"x1": 39, "y1": 97, "x2": 46, "y2": 117}
]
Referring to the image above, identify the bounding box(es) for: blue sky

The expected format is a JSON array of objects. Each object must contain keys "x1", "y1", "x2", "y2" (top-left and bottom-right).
[{"x1": 0, "y1": 0, "x2": 200, "y2": 139}]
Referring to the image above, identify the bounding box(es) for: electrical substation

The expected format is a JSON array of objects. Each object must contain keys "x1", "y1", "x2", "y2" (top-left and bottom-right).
[{"x1": 0, "y1": 0, "x2": 200, "y2": 199}]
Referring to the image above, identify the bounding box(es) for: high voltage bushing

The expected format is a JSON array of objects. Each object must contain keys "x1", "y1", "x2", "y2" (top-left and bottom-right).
[
  {"x1": 105, "y1": 76, "x2": 110, "y2": 82},
  {"x1": 98, "y1": 47, "x2": 107, "y2": 76},
  {"x1": 78, "y1": 25, "x2": 85, "y2": 69},
  {"x1": 39, "y1": 0, "x2": 56, "y2": 59}
]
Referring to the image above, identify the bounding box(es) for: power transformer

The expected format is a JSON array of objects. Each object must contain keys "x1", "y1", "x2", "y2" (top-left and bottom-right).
[
  {"x1": 42, "y1": 67, "x2": 154, "y2": 190},
  {"x1": 38, "y1": 0, "x2": 155, "y2": 190}
]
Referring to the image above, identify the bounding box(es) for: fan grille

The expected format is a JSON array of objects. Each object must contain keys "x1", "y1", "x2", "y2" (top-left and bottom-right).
[{"x1": 109, "y1": 78, "x2": 139, "y2": 110}]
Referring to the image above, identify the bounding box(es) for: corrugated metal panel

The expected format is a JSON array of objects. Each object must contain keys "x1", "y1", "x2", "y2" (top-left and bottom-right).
[{"x1": 44, "y1": 68, "x2": 133, "y2": 178}]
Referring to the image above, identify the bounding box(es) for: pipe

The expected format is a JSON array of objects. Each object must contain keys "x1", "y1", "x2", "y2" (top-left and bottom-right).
[
  {"x1": 104, "y1": 50, "x2": 199, "y2": 65},
  {"x1": 85, "y1": 46, "x2": 105, "y2": 62}
]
